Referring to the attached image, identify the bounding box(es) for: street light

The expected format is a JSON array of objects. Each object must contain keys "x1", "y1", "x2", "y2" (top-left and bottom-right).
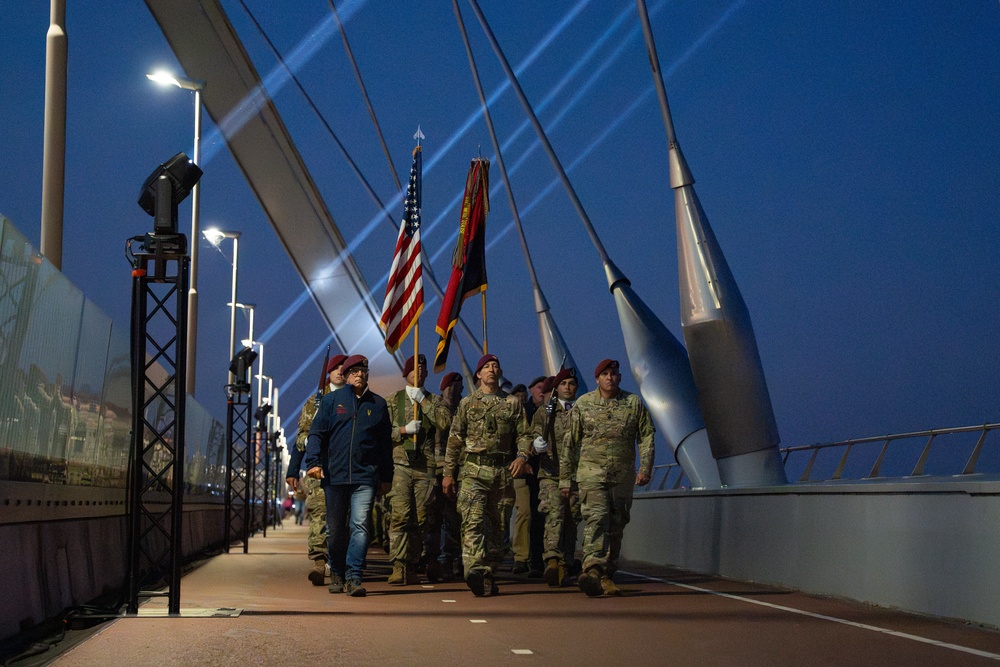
[
  {"x1": 230, "y1": 302, "x2": 255, "y2": 355},
  {"x1": 205, "y1": 228, "x2": 241, "y2": 385},
  {"x1": 147, "y1": 70, "x2": 205, "y2": 395}
]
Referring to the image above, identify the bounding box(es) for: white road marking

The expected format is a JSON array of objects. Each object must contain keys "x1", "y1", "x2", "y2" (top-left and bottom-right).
[
  {"x1": 511, "y1": 649, "x2": 534, "y2": 655},
  {"x1": 621, "y1": 571, "x2": 1000, "y2": 661},
  {"x1": 470, "y1": 619, "x2": 487, "y2": 623}
]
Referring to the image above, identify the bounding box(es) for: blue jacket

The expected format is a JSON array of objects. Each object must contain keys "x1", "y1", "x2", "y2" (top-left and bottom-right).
[
  {"x1": 285, "y1": 445, "x2": 304, "y2": 480},
  {"x1": 302, "y1": 385, "x2": 393, "y2": 487}
]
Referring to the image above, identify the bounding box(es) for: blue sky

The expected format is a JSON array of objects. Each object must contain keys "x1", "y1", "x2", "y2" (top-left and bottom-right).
[{"x1": 1, "y1": 0, "x2": 998, "y2": 456}]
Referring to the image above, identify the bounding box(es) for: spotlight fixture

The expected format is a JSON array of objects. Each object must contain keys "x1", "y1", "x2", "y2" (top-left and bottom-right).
[
  {"x1": 137, "y1": 152, "x2": 203, "y2": 234},
  {"x1": 229, "y1": 346, "x2": 259, "y2": 393}
]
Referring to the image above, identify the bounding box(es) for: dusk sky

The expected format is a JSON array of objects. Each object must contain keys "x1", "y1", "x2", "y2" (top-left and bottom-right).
[{"x1": 2, "y1": 1, "x2": 998, "y2": 465}]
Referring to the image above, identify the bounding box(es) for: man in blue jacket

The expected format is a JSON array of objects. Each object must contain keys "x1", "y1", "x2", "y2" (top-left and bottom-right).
[{"x1": 304, "y1": 355, "x2": 393, "y2": 597}]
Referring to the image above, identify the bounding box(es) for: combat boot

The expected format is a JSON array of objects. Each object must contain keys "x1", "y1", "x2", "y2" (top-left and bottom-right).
[
  {"x1": 544, "y1": 558, "x2": 561, "y2": 588},
  {"x1": 600, "y1": 575, "x2": 622, "y2": 596},
  {"x1": 466, "y1": 569, "x2": 487, "y2": 597},
  {"x1": 388, "y1": 561, "x2": 407, "y2": 585},
  {"x1": 308, "y1": 559, "x2": 326, "y2": 586},
  {"x1": 327, "y1": 572, "x2": 344, "y2": 594},
  {"x1": 425, "y1": 559, "x2": 442, "y2": 583},
  {"x1": 578, "y1": 567, "x2": 603, "y2": 597},
  {"x1": 486, "y1": 573, "x2": 499, "y2": 597}
]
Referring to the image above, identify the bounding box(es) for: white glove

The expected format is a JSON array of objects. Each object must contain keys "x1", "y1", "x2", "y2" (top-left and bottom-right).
[
  {"x1": 402, "y1": 419, "x2": 422, "y2": 435},
  {"x1": 532, "y1": 436, "x2": 549, "y2": 454},
  {"x1": 405, "y1": 385, "x2": 427, "y2": 403}
]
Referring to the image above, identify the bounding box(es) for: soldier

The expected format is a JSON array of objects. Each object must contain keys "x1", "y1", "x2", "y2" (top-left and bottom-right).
[
  {"x1": 442, "y1": 355, "x2": 533, "y2": 597},
  {"x1": 529, "y1": 367, "x2": 582, "y2": 587},
  {"x1": 292, "y1": 353, "x2": 347, "y2": 587},
  {"x1": 304, "y1": 355, "x2": 393, "y2": 597},
  {"x1": 429, "y1": 371, "x2": 464, "y2": 580},
  {"x1": 385, "y1": 354, "x2": 452, "y2": 585},
  {"x1": 512, "y1": 376, "x2": 548, "y2": 577},
  {"x1": 561, "y1": 359, "x2": 654, "y2": 597}
]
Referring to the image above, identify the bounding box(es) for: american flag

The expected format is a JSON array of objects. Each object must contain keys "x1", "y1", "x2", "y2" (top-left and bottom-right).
[{"x1": 380, "y1": 145, "x2": 424, "y2": 352}]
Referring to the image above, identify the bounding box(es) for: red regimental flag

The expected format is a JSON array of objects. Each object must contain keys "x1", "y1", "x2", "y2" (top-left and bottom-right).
[
  {"x1": 380, "y1": 146, "x2": 424, "y2": 352},
  {"x1": 434, "y1": 157, "x2": 489, "y2": 372}
]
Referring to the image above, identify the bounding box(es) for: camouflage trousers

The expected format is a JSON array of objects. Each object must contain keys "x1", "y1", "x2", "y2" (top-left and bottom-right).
[
  {"x1": 511, "y1": 478, "x2": 531, "y2": 562},
  {"x1": 437, "y1": 483, "x2": 462, "y2": 568},
  {"x1": 388, "y1": 464, "x2": 437, "y2": 564},
  {"x1": 457, "y1": 463, "x2": 514, "y2": 575},
  {"x1": 305, "y1": 476, "x2": 327, "y2": 561},
  {"x1": 537, "y1": 477, "x2": 581, "y2": 564},
  {"x1": 578, "y1": 480, "x2": 633, "y2": 576}
]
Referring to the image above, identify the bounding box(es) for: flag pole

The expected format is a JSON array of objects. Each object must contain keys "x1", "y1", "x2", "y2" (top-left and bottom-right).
[
  {"x1": 481, "y1": 292, "x2": 488, "y2": 355},
  {"x1": 412, "y1": 127, "x2": 423, "y2": 422},
  {"x1": 413, "y1": 324, "x2": 419, "y2": 422}
]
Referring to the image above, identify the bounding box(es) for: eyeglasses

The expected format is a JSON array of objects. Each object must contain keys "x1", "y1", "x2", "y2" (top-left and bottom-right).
[{"x1": 347, "y1": 368, "x2": 369, "y2": 377}]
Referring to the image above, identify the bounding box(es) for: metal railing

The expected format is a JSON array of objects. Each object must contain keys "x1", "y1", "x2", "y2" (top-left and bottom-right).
[{"x1": 645, "y1": 422, "x2": 1000, "y2": 490}]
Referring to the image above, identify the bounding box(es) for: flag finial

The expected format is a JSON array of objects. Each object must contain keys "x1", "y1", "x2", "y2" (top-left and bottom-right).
[{"x1": 413, "y1": 126, "x2": 425, "y2": 144}]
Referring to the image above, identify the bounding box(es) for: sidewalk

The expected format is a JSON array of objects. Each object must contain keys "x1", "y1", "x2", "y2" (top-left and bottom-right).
[{"x1": 49, "y1": 522, "x2": 1000, "y2": 666}]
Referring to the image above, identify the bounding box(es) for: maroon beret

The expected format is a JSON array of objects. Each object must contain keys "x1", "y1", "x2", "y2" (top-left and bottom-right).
[
  {"x1": 439, "y1": 372, "x2": 463, "y2": 391},
  {"x1": 553, "y1": 367, "x2": 576, "y2": 386},
  {"x1": 342, "y1": 354, "x2": 368, "y2": 374},
  {"x1": 326, "y1": 354, "x2": 348, "y2": 375},
  {"x1": 402, "y1": 354, "x2": 427, "y2": 377},
  {"x1": 541, "y1": 376, "x2": 556, "y2": 393},
  {"x1": 475, "y1": 354, "x2": 499, "y2": 376},
  {"x1": 594, "y1": 358, "x2": 620, "y2": 378}
]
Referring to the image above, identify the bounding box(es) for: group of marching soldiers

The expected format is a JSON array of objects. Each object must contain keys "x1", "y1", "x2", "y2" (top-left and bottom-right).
[{"x1": 286, "y1": 351, "x2": 654, "y2": 598}]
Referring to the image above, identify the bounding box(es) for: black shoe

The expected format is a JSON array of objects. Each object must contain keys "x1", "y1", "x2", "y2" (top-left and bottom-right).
[
  {"x1": 488, "y1": 575, "x2": 499, "y2": 597},
  {"x1": 327, "y1": 573, "x2": 344, "y2": 594},
  {"x1": 578, "y1": 568, "x2": 603, "y2": 597},
  {"x1": 345, "y1": 579, "x2": 366, "y2": 597},
  {"x1": 512, "y1": 561, "x2": 529, "y2": 575},
  {"x1": 466, "y1": 570, "x2": 486, "y2": 597}
]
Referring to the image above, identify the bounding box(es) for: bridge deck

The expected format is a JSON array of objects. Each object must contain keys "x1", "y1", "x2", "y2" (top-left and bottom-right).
[{"x1": 49, "y1": 523, "x2": 1000, "y2": 666}]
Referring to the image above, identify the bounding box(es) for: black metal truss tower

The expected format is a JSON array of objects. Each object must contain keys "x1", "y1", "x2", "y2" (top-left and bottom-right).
[
  {"x1": 126, "y1": 246, "x2": 189, "y2": 616},
  {"x1": 224, "y1": 387, "x2": 252, "y2": 553}
]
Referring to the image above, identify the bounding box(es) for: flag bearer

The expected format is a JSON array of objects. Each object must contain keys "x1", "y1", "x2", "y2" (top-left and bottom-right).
[{"x1": 385, "y1": 354, "x2": 452, "y2": 585}]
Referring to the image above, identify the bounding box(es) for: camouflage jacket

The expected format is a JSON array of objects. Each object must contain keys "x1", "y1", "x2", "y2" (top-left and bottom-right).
[
  {"x1": 444, "y1": 388, "x2": 533, "y2": 480},
  {"x1": 434, "y1": 402, "x2": 460, "y2": 476},
  {"x1": 294, "y1": 383, "x2": 339, "y2": 453},
  {"x1": 560, "y1": 389, "x2": 655, "y2": 487},
  {"x1": 386, "y1": 388, "x2": 452, "y2": 469},
  {"x1": 529, "y1": 398, "x2": 574, "y2": 479}
]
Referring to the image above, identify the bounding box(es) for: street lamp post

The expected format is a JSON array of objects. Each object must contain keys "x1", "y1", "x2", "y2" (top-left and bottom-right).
[
  {"x1": 230, "y1": 303, "x2": 255, "y2": 352},
  {"x1": 147, "y1": 70, "x2": 205, "y2": 396},
  {"x1": 205, "y1": 228, "x2": 241, "y2": 386}
]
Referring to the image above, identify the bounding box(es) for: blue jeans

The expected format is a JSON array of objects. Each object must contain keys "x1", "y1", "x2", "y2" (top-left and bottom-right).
[{"x1": 324, "y1": 484, "x2": 376, "y2": 582}]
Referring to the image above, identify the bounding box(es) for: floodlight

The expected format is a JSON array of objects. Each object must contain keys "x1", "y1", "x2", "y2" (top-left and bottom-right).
[
  {"x1": 137, "y1": 152, "x2": 203, "y2": 233},
  {"x1": 229, "y1": 346, "x2": 258, "y2": 392},
  {"x1": 254, "y1": 402, "x2": 272, "y2": 431}
]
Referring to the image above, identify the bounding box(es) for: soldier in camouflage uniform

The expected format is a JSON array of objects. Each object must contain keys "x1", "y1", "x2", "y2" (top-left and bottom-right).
[
  {"x1": 442, "y1": 355, "x2": 533, "y2": 597},
  {"x1": 385, "y1": 354, "x2": 452, "y2": 585},
  {"x1": 427, "y1": 371, "x2": 464, "y2": 580},
  {"x1": 561, "y1": 358, "x2": 654, "y2": 597},
  {"x1": 528, "y1": 367, "x2": 582, "y2": 587},
  {"x1": 295, "y1": 353, "x2": 347, "y2": 586}
]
